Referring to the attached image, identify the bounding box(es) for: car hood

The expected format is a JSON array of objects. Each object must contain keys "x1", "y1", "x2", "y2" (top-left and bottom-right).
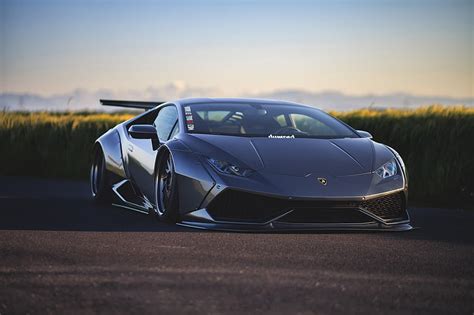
[{"x1": 184, "y1": 134, "x2": 375, "y2": 177}]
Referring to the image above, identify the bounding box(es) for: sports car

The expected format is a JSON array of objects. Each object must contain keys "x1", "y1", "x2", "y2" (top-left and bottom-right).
[{"x1": 91, "y1": 98, "x2": 411, "y2": 231}]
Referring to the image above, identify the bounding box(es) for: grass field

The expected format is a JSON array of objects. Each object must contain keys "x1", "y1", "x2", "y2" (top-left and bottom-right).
[{"x1": 1, "y1": 106, "x2": 473, "y2": 208}]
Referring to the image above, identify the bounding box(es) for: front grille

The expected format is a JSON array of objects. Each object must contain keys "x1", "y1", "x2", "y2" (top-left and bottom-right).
[
  {"x1": 206, "y1": 189, "x2": 407, "y2": 224},
  {"x1": 361, "y1": 192, "x2": 407, "y2": 221},
  {"x1": 207, "y1": 190, "x2": 373, "y2": 223},
  {"x1": 206, "y1": 190, "x2": 289, "y2": 223},
  {"x1": 276, "y1": 208, "x2": 373, "y2": 224}
]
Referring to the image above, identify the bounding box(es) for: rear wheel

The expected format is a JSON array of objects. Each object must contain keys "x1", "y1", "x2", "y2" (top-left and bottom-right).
[
  {"x1": 90, "y1": 146, "x2": 112, "y2": 203},
  {"x1": 154, "y1": 151, "x2": 179, "y2": 223}
]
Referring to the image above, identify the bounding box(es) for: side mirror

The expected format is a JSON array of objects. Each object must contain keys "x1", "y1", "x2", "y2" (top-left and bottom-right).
[
  {"x1": 128, "y1": 124, "x2": 158, "y2": 140},
  {"x1": 357, "y1": 130, "x2": 373, "y2": 139}
]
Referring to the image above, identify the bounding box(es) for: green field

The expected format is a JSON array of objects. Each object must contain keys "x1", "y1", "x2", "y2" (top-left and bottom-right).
[{"x1": 1, "y1": 106, "x2": 473, "y2": 208}]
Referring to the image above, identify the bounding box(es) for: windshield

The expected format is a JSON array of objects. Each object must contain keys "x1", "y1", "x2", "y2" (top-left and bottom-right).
[{"x1": 183, "y1": 103, "x2": 359, "y2": 138}]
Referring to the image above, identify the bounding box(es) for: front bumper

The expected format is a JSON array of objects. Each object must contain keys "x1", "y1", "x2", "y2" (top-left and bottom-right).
[{"x1": 179, "y1": 188, "x2": 412, "y2": 231}]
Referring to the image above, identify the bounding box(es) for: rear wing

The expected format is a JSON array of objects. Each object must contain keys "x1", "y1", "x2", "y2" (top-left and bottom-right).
[{"x1": 100, "y1": 99, "x2": 165, "y2": 110}]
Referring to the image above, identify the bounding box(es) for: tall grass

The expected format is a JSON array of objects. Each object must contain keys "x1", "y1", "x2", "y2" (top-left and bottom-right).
[
  {"x1": 0, "y1": 106, "x2": 473, "y2": 207},
  {"x1": 334, "y1": 106, "x2": 474, "y2": 207},
  {"x1": 0, "y1": 112, "x2": 132, "y2": 179}
]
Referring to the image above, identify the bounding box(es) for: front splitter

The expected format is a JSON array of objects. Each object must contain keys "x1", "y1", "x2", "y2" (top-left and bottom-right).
[{"x1": 177, "y1": 220, "x2": 413, "y2": 232}]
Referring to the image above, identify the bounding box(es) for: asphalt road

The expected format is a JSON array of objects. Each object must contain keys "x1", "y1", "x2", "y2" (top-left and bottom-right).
[{"x1": 0, "y1": 176, "x2": 473, "y2": 314}]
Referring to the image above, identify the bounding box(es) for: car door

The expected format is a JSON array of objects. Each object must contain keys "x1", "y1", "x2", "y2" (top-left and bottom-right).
[{"x1": 127, "y1": 105, "x2": 179, "y2": 200}]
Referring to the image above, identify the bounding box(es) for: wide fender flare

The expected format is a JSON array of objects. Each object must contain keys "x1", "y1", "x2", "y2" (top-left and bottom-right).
[{"x1": 156, "y1": 141, "x2": 215, "y2": 214}]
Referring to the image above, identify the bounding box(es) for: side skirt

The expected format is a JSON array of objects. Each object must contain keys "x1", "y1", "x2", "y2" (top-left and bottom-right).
[{"x1": 111, "y1": 179, "x2": 153, "y2": 215}]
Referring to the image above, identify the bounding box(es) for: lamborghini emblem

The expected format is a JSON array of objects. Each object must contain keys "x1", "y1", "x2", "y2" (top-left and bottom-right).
[{"x1": 318, "y1": 177, "x2": 328, "y2": 185}]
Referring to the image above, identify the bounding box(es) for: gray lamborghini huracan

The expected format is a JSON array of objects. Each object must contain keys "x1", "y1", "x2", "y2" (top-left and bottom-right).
[{"x1": 91, "y1": 98, "x2": 411, "y2": 231}]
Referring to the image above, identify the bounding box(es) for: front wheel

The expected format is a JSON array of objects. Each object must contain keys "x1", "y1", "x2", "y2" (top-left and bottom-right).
[{"x1": 154, "y1": 151, "x2": 179, "y2": 223}]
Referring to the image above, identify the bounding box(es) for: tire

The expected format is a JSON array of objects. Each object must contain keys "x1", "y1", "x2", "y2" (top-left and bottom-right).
[
  {"x1": 90, "y1": 146, "x2": 112, "y2": 203},
  {"x1": 154, "y1": 150, "x2": 179, "y2": 223}
]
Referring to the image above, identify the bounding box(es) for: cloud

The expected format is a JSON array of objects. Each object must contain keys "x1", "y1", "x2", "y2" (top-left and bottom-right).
[
  {"x1": 0, "y1": 83, "x2": 222, "y2": 111},
  {"x1": 1, "y1": 83, "x2": 472, "y2": 112},
  {"x1": 248, "y1": 89, "x2": 474, "y2": 111}
]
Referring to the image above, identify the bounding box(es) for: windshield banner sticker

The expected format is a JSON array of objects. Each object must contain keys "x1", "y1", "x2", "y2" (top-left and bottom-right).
[
  {"x1": 184, "y1": 106, "x2": 194, "y2": 130},
  {"x1": 268, "y1": 134, "x2": 295, "y2": 139}
]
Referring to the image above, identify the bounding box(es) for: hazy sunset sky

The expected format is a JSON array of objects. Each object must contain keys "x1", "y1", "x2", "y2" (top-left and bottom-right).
[{"x1": 1, "y1": 0, "x2": 472, "y2": 98}]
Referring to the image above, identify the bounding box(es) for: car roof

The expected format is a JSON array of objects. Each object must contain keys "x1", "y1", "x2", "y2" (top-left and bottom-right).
[{"x1": 172, "y1": 97, "x2": 317, "y2": 109}]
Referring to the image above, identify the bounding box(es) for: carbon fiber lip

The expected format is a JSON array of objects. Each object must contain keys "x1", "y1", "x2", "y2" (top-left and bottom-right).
[
  {"x1": 177, "y1": 221, "x2": 413, "y2": 232},
  {"x1": 179, "y1": 206, "x2": 412, "y2": 232}
]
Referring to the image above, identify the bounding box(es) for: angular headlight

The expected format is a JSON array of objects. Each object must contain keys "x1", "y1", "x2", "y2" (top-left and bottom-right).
[
  {"x1": 386, "y1": 146, "x2": 406, "y2": 175},
  {"x1": 376, "y1": 160, "x2": 398, "y2": 178},
  {"x1": 207, "y1": 158, "x2": 253, "y2": 177}
]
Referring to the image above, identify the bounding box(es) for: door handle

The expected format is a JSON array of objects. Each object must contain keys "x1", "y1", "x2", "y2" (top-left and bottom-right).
[{"x1": 128, "y1": 144, "x2": 134, "y2": 152}]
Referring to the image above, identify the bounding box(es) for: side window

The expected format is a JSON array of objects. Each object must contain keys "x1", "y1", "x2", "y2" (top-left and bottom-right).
[
  {"x1": 154, "y1": 106, "x2": 178, "y2": 142},
  {"x1": 169, "y1": 121, "x2": 180, "y2": 139}
]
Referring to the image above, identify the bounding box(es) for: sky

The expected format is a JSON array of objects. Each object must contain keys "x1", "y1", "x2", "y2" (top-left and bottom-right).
[{"x1": 1, "y1": 0, "x2": 473, "y2": 99}]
